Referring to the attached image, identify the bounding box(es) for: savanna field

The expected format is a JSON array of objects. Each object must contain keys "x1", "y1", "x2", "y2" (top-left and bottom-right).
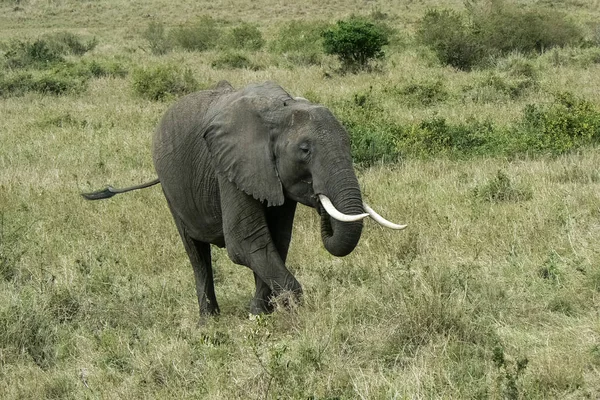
[{"x1": 1, "y1": 0, "x2": 600, "y2": 398}]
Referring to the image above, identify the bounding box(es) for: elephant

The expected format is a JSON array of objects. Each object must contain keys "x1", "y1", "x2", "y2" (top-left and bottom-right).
[{"x1": 82, "y1": 80, "x2": 405, "y2": 317}]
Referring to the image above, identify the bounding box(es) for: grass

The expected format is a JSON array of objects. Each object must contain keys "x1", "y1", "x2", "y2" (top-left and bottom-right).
[{"x1": 1, "y1": 0, "x2": 600, "y2": 398}]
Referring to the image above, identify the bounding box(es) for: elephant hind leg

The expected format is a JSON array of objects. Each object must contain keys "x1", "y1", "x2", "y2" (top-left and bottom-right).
[
  {"x1": 169, "y1": 211, "x2": 220, "y2": 318},
  {"x1": 188, "y1": 238, "x2": 220, "y2": 317}
]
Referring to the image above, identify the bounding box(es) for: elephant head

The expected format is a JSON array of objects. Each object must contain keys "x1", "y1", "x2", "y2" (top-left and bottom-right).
[{"x1": 203, "y1": 82, "x2": 403, "y2": 257}]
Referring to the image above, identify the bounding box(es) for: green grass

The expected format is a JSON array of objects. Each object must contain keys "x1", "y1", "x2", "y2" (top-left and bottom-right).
[{"x1": 2, "y1": 0, "x2": 600, "y2": 398}]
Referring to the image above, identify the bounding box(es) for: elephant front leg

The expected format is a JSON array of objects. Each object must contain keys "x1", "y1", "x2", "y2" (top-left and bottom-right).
[
  {"x1": 250, "y1": 272, "x2": 274, "y2": 314},
  {"x1": 219, "y1": 178, "x2": 302, "y2": 312},
  {"x1": 248, "y1": 200, "x2": 298, "y2": 314}
]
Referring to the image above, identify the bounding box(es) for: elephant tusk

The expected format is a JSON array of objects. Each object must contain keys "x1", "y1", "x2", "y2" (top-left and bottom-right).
[
  {"x1": 318, "y1": 195, "x2": 369, "y2": 222},
  {"x1": 363, "y1": 202, "x2": 407, "y2": 230}
]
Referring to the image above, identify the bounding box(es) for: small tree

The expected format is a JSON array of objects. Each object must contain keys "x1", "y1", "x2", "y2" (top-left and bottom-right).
[{"x1": 322, "y1": 17, "x2": 390, "y2": 72}]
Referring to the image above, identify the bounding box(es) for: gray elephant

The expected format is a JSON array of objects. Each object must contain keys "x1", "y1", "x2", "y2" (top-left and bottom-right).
[{"x1": 83, "y1": 81, "x2": 405, "y2": 317}]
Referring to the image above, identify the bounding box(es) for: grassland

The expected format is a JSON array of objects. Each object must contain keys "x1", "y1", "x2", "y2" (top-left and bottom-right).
[{"x1": 1, "y1": 0, "x2": 600, "y2": 398}]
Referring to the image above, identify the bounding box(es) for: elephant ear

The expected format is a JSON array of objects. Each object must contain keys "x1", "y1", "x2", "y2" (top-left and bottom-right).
[{"x1": 203, "y1": 95, "x2": 285, "y2": 207}]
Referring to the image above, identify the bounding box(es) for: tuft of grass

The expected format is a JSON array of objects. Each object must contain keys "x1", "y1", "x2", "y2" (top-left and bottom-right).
[
  {"x1": 211, "y1": 52, "x2": 259, "y2": 70},
  {"x1": 41, "y1": 31, "x2": 97, "y2": 56},
  {"x1": 170, "y1": 16, "x2": 221, "y2": 52},
  {"x1": 269, "y1": 20, "x2": 328, "y2": 66},
  {"x1": 473, "y1": 170, "x2": 533, "y2": 202},
  {"x1": 143, "y1": 21, "x2": 173, "y2": 55},
  {"x1": 394, "y1": 79, "x2": 448, "y2": 106}
]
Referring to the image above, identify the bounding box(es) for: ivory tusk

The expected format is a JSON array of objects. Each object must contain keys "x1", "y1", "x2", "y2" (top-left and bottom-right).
[
  {"x1": 363, "y1": 203, "x2": 407, "y2": 230},
  {"x1": 318, "y1": 195, "x2": 369, "y2": 222}
]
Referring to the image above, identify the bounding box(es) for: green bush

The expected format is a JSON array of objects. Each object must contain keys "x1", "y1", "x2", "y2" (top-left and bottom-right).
[
  {"x1": 333, "y1": 90, "x2": 600, "y2": 163},
  {"x1": 473, "y1": 4, "x2": 583, "y2": 57},
  {"x1": 270, "y1": 21, "x2": 328, "y2": 66},
  {"x1": 0, "y1": 70, "x2": 85, "y2": 97},
  {"x1": 132, "y1": 65, "x2": 199, "y2": 101},
  {"x1": 170, "y1": 16, "x2": 221, "y2": 51},
  {"x1": 3, "y1": 33, "x2": 97, "y2": 70},
  {"x1": 332, "y1": 91, "x2": 402, "y2": 165},
  {"x1": 4, "y1": 38, "x2": 65, "y2": 69},
  {"x1": 322, "y1": 16, "x2": 390, "y2": 72},
  {"x1": 143, "y1": 21, "x2": 173, "y2": 55},
  {"x1": 415, "y1": 9, "x2": 481, "y2": 71},
  {"x1": 223, "y1": 23, "x2": 264, "y2": 50},
  {"x1": 517, "y1": 92, "x2": 600, "y2": 154},
  {"x1": 417, "y1": 3, "x2": 584, "y2": 70},
  {"x1": 211, "y1": 52, "x2": 258, "y2": 70}
]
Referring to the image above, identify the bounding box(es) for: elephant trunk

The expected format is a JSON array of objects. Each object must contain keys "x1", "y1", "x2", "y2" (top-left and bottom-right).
[{"x1": 318, "y1": 168, "x2": 364, "y2": 257}]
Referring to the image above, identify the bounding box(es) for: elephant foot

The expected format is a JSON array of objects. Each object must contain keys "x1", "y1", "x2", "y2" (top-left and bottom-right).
[{"x1": 250, "y1": 297, "x2": 274, "y2": 315}]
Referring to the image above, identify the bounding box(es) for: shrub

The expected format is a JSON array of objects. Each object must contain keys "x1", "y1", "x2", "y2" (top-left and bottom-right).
[
  {"x1": 170, "y1": 16, "x2": 221, "y2": 51},
  {"x1": 415, "y1": 9, "x2": 481, "y2": 71},
  {"x1": 143, "y1": 21, "x2": 173, "y2": 55},
  {"x1": 4, "y1": 38, "x2": 65, "y2": 69},
  {"x1": 0, "y1": 70, "x2": 85, "y2": 97},
  {"x1": 322, "y1": 16, "x2": 390, "y2": 72},
  {"x1": 270, "y1": 21, "x2": 328, "y2": 66},
  {"x1": 332, "y1": 91, "x2": 402, "y2": 165},
  {"x1": 517, "y1": 92, "x2": 600, "y2": 154},
  {"x1": 417, "y1": 3, "x2": 584, "y2": 70},
  {"x1": 473, "y1": 4, "x2": 583, "y2": 57},
  {"x1": 224, "y1": 23, "x2": 264, "y2": 50},
  {"x1": 211, "y1": 52, "x2": 258, "y2": 70},
  {"x1": 3, "y1": 33, "x2": 97, "y2": 70},
  {"x1": 132, "y1": 64, "x2": 199, "y2": 101}
]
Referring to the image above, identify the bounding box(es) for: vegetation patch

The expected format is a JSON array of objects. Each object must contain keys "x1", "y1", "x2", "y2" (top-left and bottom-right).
[
  {"x1": 517, "y1": 92, "x2": 600, "y2": 154},
  {"x1": 143, "y1": 21, "x2": 173, "y2": 55},
  {"x1": 473, "y1": 170, "x2": 533, "y2": 202},
  {"x1": 169, "y1": 16, "x2": 222, "y2": 52},
  {"x1": 416, "y1": 2, "x2": 584, "y2": 70},
  {"x1": 269, "y1": 21, "x2": 328, "y2": 66},
  {"x1": 223, "y1": 23, "x2": 265, "y2": 50},
  {"x1": 2, "y1": 33, "x2": 96, "y2": 70},
  {"x1": 392, "y1": 79, "x2": 449, "y2": 106},
  {"x1": 132, "y1": 64, "x2": 200, "y2": 100},
  {"x1": 322, "y1": 16, "x2": 390, "y2": 72},
  {"x1": 211, "y1": 52, "x2": 259, "y2": 70}
]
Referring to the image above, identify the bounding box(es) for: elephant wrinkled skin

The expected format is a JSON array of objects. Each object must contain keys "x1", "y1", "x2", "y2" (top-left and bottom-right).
[{"x1": 83, "y1": 81, "x2": 405, "y2": 317}]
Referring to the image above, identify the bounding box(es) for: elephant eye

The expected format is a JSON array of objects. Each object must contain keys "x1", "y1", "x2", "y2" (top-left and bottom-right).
[{"x1": 299, "y1": 142, "x2": 311, "y2": 159}]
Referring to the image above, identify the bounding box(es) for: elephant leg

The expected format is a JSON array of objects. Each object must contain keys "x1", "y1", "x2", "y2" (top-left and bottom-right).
[
  {"x1": 218, "y1": 178, "x2": 302, "y2": 306},
  {"x1": 250, "y1": 272, "x2": 274, "y2": 314},
  {"x1": 250, "y1": 200, "x2": 298, "y2": 314},
  {"x1": 166, "y1": 200, "x2": 219, "y2": 317}
]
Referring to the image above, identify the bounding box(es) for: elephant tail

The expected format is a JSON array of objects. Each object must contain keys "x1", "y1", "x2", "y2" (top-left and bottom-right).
[{"x1": 81, "y1": 178, "x2": 160, "y2": 200}]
